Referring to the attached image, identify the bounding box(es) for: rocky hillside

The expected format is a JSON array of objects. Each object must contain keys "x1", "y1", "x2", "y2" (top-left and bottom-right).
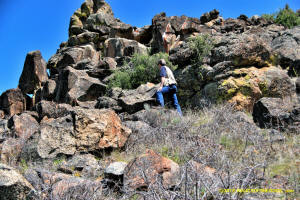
[{"x1": 0, "y1": 0, "x2": 299, "y2": 199}]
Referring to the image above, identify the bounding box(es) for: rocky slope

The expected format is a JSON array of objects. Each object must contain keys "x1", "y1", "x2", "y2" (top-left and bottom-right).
[{"x1": 0, "y1": 0, "x2": 299, "y2": 199}]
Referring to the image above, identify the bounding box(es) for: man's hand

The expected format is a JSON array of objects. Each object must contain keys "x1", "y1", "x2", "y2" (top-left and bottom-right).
[{"x1": 157, "y1": 86, "x2": 162, "y2": 92}]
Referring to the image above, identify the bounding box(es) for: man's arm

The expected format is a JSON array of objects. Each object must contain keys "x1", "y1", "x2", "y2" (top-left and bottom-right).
[{"x1": 158, "y1": 76, "x2": 165, "y2": 91}]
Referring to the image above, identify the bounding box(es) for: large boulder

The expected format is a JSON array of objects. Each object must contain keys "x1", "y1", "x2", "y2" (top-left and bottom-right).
[
  {"x1": 55, "y1": 66, "x2": 106, "y2": 104},
  {"x1": 0, "y1": 88, "x2": 31, "y2": 117},
  {"x1": 47, "y1": 44, "x2": 100, "y2": 75},
  {"x1": 35, "y1": 100, "x2": 73, "y2": 120},
  {"x1": 205, "y1": 66, "x2": 295, "y2": 111},
  {"x1": 18, "y1": 50, "x2": 48, "y2": 94},
  {"x1": 210, "y1": 33, "x2": 272, "y2": 67},
  {"x1": 85, "y1": 13, "x2": 133, "y2": 39},
  {"x1": 118, "y1": 83, "x2": 158, "y2": 114},
  {"x1": 104, "y1": 38, "x2": 148, "y2": 58},
  {"x1": 124, "y1": 149, "x2": 180, "y2": 191},
  {"x1": 0, "y1": 164, "x2": 35, "y2": 200},
  {"x1": 271, "y1": 26, "x2": 300, "y2": 76},
  {"x1": 253, "y1": 97, "x2": 300, "y2": 132},
  {"x1": 37, "y1": 108, "x2": 131, "y2": 158},
  {"x1": 7, "y1": 113, "x2": 39, "y2": 140}
]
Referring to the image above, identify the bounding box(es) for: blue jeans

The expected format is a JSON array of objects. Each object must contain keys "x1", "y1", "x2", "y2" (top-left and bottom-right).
[{"x1": 156, "y1": 84, "x2": 182, "y2": 116}]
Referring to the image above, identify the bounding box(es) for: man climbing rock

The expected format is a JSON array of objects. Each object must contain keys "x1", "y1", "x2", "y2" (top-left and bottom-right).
[{"x1": 156, "y1": 59, "x2": 182, "y2": 115}]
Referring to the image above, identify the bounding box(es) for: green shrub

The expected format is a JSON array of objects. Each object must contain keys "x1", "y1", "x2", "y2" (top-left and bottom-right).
[
  {"x1": 188, "y1": 34, "x2": 215, "y2": 67},
  {"x1": 108, "y1": 52, "x2": 176, "y2": 89},
  {"x1": 275, "y1": 5, "x2": 300, "y2": 28},
  {"x1": 261, "y1": 4, "x2": 300, "y2": 28}
]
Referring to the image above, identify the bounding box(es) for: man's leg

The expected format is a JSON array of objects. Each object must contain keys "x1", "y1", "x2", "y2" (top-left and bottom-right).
[
  {"x1": 170, "y1": 85, "x2": 182, "y2": 115},
  {"x1": 172, "y1": 93, "x2": 182, "y2": 115},
  {"x1": 156, "y1": 86, "x2": 170, "y2": 107}
]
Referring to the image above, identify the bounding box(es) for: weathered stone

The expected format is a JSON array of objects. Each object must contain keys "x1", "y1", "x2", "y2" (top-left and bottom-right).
[
  {"x1": 210, "y1": 33, "x2": 272, "y2": 67},
  {"x1": 119, "y1": 83, "x2": 158, "y2": 114},
  {"x1": 133, "y1": 25, "x2": 153, "y2": 45},
  {"x1": 220, "y1": 18, "x2": 248, "y2": 33},
  {"x1": 96, "y1": 96, "x2": 122, "y2": 112},
  {"x1": 2, "y1": 113, "x2": 39, "y2": 163},
  {"x1": 0, "y1": 164, "x2": 35, "y2": 200},
  {"x1": 37, "y1": 108, "x2": 131, "y2": 158},
  {"x1": 18, "y1": 50, "x2": 48, "y2": 94},
  {"x1": 26, "y1": 169, "x2": 103, "y2": 199},
  {"x1": 271, "y1": 26, "x2": 300, "y2": 76},
  {"x1": 69, "y1": 0, "x2": 113, "y2": 36},
  {"x1": 55, "y1": 66, "x2": 107, "y2": 104},
  {"x1": 86, "y1": 57, "x2": 117, "y2": 79},
  {"x1": 104, "y1": 38, "x2": 148, "y2": 58},
  {"x1": 169, "y1": 42, "x2": 194, "y2": 67},
  {"x1": 214, "y1": 66, "x2": 295, "y2": 111},
  {"x1": 124, "y1": 149, "x2": 180, "y2": 190},
  {"x1": 58, "y1": 154, "x2": 101, "y2": 178},
  {"x1": 0, "y1": 119, "x2": 8, "y2": 136},
  {"x1": 76, "y1": 100, "x2": 98, "y2": 109},
  {"x1": 150, "y1": 13, "x2": 213, "y2": 53},
  {"x1": 104, "y1": 161, "x2": 127, "y2": 188},
  {"x1": 7, "y1": 113, "x2": 39, "y2": 140},
  {"x1": 0, "y1": 88, "x2": 31, "y2": 117},
  {"x1": 105, "y1": 162, "x2": 127, "y2": 177},
  {"x1": 41, "y1": 79, "x2": 57, "y2": 101},
  {"x1": 68, "y1": 31, "x2": 100, "y2": 46},
  {"x1": 51, "y1": 176, "x2": 103, "y2": 199},
  {"x1": 23, "y1": 169, "x2": 43, "y2": 192},
  {"x1": 35, "y1": 100, "x2": 73, "y2": 120},
  {"x1": 0, "y1": 110, "x2": 4, "y2": 119},
  {"x1": 253, "y1": 97, "x2": 300, "y2": 132},
  {"x1": 1, "y1": 138, "x2": 24, "y2": 165},
  {"x1": 200, "y1": 9, "x2": 220, "y2": 24},
  {"x1": 37, "y1": 115, "x2": 76, "y2": 158},
  {"x1": 47, "y1": 44, "x2": 100, "y2": 74},
  {"x1": 85, "y1": 12, "x2": 133, "y2": 39}
]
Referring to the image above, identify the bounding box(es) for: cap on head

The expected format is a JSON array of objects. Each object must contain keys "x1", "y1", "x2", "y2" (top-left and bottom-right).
[{"x1": 157, "y1": 59, "x2": 166, "y2": 66}]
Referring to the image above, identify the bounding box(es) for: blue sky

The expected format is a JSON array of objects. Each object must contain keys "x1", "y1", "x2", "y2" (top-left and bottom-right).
[{"x1": 0, "y1": 0, "x2": 299, "y2": 95}]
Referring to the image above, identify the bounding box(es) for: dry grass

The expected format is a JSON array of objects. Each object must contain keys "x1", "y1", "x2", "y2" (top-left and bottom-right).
[{"x1": 117, "y1": 103, "x2": 299, "y2": 200}]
